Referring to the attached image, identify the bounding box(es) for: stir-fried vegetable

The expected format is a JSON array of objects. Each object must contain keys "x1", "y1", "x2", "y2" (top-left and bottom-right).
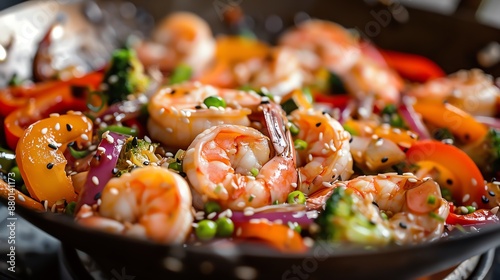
[{"x1": 114, "y1": 136, "x2": 159, "y2": 176}]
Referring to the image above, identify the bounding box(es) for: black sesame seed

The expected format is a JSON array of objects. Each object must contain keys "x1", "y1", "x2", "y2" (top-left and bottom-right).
[
  {"x1": 94, "y1": 192, "x2": 101, "y2": 200},
  {"x1": 322, "y1": 111, "x2": 328, "y2": 115},
  {"x1": 66, "y1": 124, "x2": 72, "y2": 131},
  {"x1": 481, "y1": 195, "x2": 489, "y2": 204},
  {"x1": 131, "y1": 137, "x2": 138, "y2": 147},
  {"x1": 372, "y1": 201, "x2": 379, "y2": 207},
  {"x1": 445, "y1": 179, "x2": 453, "y2": 185},
  {"x1": 112, "y1": 168, "x2": 119, "y2": 175},
  {"x1": 48, "y1": 143, "x2": 58, "y2": 150},
  {"x1": 195, "y1": 105, "x2": 202, "y2": 109},
  {"x1": 315, "y1": 122, "x2": 322, "y2": 127},
  {"x1": 170, "y1": 89, "x2": 176, "y2": 94},
  {"x1": 464, "y1": 134, "x2": 470, "y2": 141},
  {"x1": 349, "y1": 137, "x2": 353, "y2": 143},
  {"x1": 47, "y1": 163, "x2": 54, "y2": 169},
  {"x1": 260, "y1": 100, "x2": 270, "y2": 104},
  {"x1": 143, "y1": 161, "x2": 150, "y2": 166},
  {"x1": 176, "y1": 158, "x2": 181, "y2": 163},
  {"x1": 399, "y1": 222, "x2": 407, "y2": 229},
  {"x1": 489, "y1": 191, "x2": 496, "y2": 197},
  {"x1": 381, "y1": 157, "x2": 388, "y2": 163},
  {"x1": 179, "y1": 171, "x2": 187, "y2": 177},
  {"x1": 369, "y1": 220, "x2": 376, "y2": 226},
  {"x1": 93, "y1": 154, "x2": 101, "y2": 161}
]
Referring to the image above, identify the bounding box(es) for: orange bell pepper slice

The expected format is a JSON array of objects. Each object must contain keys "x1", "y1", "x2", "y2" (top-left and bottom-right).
[
  {"x1": 215, "y1": 36, "x2": 270, "y2": 64},
  {"x1": 0, "y1": 72, "x2": 102, "y2": 117},
  {"x1": 378, "y1": 49, "x2": 445, "y2": 83},
  {"x1": 16, "y1": 113, "x2": 93, "y2": 207},
  {"x1": 236, "y1": 220, "x2": 307, "y2": 253},
  {"x1": 406, "y1": 140, "x2": 489, "y2": 208},
  {"x1": 412, "y1": 101, "x2": 488, "y2": 144}
]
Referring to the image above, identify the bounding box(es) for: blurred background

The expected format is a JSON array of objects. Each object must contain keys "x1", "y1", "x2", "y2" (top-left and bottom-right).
[{"x1": 0, "y1": 0, "x2": 500, "y2": 279}]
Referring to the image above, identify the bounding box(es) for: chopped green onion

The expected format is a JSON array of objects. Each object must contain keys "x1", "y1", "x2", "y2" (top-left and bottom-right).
[
  {"x1": 203, "y1": 96, "x2": 227, "y2": 108},
  {"x1": 427, "y1": 195, "x2": 436, "y2": 205},
  {"x1": 273, "y1": 200, "x2": 280, "y2": 205},
  {"x1": 281, "y1": 97, "x2": 298, "y2": 115},
  {"x1": 68, "y1": 144, "x2": 91, "y2": 159},
  {"x1": 99, "y1": 125, "x2": 138, "y2": 137},
  {"x1": 429, "y1": 212, "x2": 445, "y2": 222},
  {"x1": 195, "y1": 220, "x2": 217, "y2": 241},
  {"x1": 65, "y1": 201, "x2": 77, "y2": 216},
  {"x1": 466, "y1": 206, "x2": 476, "y2": 214},
  {"x1": 86, "y1": 90, "x2": 107, "y2": 112},
  {"x1": 204, "y1": 201, "x2": 221, "y2": 214},
  {"x1": 380, "y1": 212, "x2": 388, "y2": 220},
  {"x1": 250, "y1": 167, "x2": 259, "y2": 177},
  {"x1": 248, "y1": 194, "x2": 255, "y2": 202},
  {"x1": 215, "y1": 217, "x2": 234, "y2": 237},
  {"x1": 288, "y1": 221, "x2": 302, "y2": 234},
  {"x1": 169, "y1": 64, "x2": 192, "y2": 85},
  {"x1": 287, "y1": 191, "x2": 306, "y2": 204},
  {"x1": 168, "y1": 162, "x2": 182, "y2": 172},
  {"x1": 440, "y1": 188, "x2": 453, "y2": 202},
  {"x1": 0, "y1": 148, "x2": 16, "y2": 173},
  {"x1": 328, "y1": 72, "x2": 346, "y2": 93},
  {"x1": 214, "y1": 185, "x2": 222, "y2": 194},
  {"x1": 8, "y1": 73, "x2": 22, "y2": 86},
  {"x1": 302, "y1": 87, "x2": 313, "y2": 104},
  {"x1": 289, "y1": 122, "x2": 300, "y2": 136},
  {"x1": 294, "y1": 139, "x2": 308, "y2": 150}
]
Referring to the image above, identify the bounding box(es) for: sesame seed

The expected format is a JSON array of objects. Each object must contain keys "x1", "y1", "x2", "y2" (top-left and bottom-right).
[
  {"x1": 402, "y1": 172, "x2": 414, "y2": 176},
  {"x1": 462, "y1": 194, "x2": 470, "y2": 203},
  {"x1": 236, "y1": 227, "x2": 242, "y2": 236},
  {"x1": 43, "y1": 200, "x2": 48, "y2": 211},
  {"x1": 322, "y1": 182, "x2": 332, "y2": 188},
  {"x1": 47, "y1": 163, "x2": 54, "y2": 169},
  {"x1": 48, "y1": 143, "x2": 58, "y2": 150},
  {"x1": 481, "y1": 195, "x2": 489, "y2": 204},
  {"x1": 489, "y1": 191, "x2": 495, "y2": 197},
  {"x1": 237, "y1": 201, "x2": 246, "y2": 208},
  {"x1": 92, "y1": 176, "x2": 99, "y2": 186},
  {"x1": 471, "y1": 178, "x2": 477, "y2": 186},
  {"x1": 446, "y1": 179, "x2": 453, "y2": 185},
  {"x1": 381, "y1": 157, "x2": 388, "y2": 163},
  {"x1": 308, "y1": 154, "x2": 313, "y2": 162},
  {"x1": 49, "y1": 113, "x2": 60, "y2": 118},
  {"x1": 81, "y1": 134, "x2": 89, "y2": 141},
  {"x1": 408, "y1": 178, "x2": 418, "y2": 183},
  {"x1": 144, "y1": 136, "x2": 152, "y2": 143},
  {"x1": 17, "y1": 194, "x2": 25, "y2": 202},
  {"x1": 291, "y1": 182, "x2": 297, "y2": 188},
  {"x1": 207, "y1": 212, "x2": 217, "y2": 219},
  {"x1": 375, "y1": 138, "x2": 384, "y2": 146},
  {"x1": 377, "y1": 174, "x2": 387, "y2": 179},
  {"x1": 106, "y1": 135, "x2": 114, "y2": 143},
  {"x1": 315, "y1": 122, "x2": 321, "y2": 127},
  {"x1": 399, "y1": 222, "x2": 407, "y2": 229},
  {"x1": 41, "y1": 128, "x2": 48, "y2": 134}
]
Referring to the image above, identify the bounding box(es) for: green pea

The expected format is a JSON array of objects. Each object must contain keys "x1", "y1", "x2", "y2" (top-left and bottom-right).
[
  {"x1": 196, "y1": 220, "x2": 217, "y2": 241},
  {"x1": 216, "y1": 217, "x2": 234, "y2": 237},
  {"x1": 287, "y1": 191, "x2": 306, "y2": 204},
  {"x1": 250, "y1": 167, "x2": 259, "y2": 177},
  {"x1": 204, "y1": 201, "x2": 221, "y2": 214},
  {"x1": 289, "y1": 122, "x2": 300, "y2": 136},
  {"x1": 294, "y1": 139, "x2": 308, "y2": 150},
  {"x1": 203, "y1": 96, "x2": 226, "y2": 108}
]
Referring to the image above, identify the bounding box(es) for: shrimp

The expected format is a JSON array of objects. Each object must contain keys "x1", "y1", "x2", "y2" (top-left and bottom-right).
[
  {"x1": 334, "y1": 174, "x2": 449, "y2": 244},
  {"x1": 279, "y1": 20, "x2": 361, "y2": 74},
  {"x1": 408, "y1": 69, "x2": 500, "y2": 117},
  {"x1": 183, "y1": 104, "x2": 297, "y2": 210},
  {"x1": 135, "y1": 12, "x2": 215, "y2": 74},
  {"x1": 75, "y1": 166, "x2": 193, "y2": 244},
  {"x1": 147, "y1": 82, "x2": 263, "y2": 149},
  {"x1": 280, "y1": 20, "x2": 403, "y2": 105},
  {"x1": 246, "y1": 47, "x2": 305, "y2": 97},
  {"x1": 289, "y1": 109, "x2": 353, "y2": 195}
]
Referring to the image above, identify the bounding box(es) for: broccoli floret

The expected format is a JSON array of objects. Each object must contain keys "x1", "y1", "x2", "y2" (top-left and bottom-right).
[
  {"x1": 115, "y1": 137, "x2": 159, "y2": 176},
  {"x1": 315, "y1": 187, "x2": 391, "y2": 245},
  {"x1": 103, "y1": 48, "x2": 149, "y2": 105},
  {"x1": 463, "y1": 128, "x2": 500, "y2": 179}
]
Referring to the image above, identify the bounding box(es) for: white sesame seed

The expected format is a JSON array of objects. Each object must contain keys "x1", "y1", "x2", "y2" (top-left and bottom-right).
[
  {"x1": 291, "y1": 182, "x2": 297, "y2": 188},
  {"x1": 166, "y1": 127, "x2": 173, "y2": 133},
  {"x1": 491, "y1": 206, "x2": 499, "y2": 215},
  {"x1": 103, "y1": 114, "x2": 113, "y2": 122},
  {"x1": 49, "y1": 113, "x2": 60, "y2": 118},
  {"x1": 378, "y1": 174, "x2": 387, "y2": 179},
  {"x1": 408, "y1": 178, "x2": 418, "y2": 183},
  {"x1": 97, "y1": 147, "x2": 106, "y2": 152},
  {"x1": 207, "y1": 212, "x2": 217, "y2": 219},
  {"x1": 322, "y1": 182, "x2": 332, "y2": 188},
  {"x1": 144, "y1": 136, "x2": 152, "y2": 143},
  {"x1": 81, "y1": 134, "x2": 89, "y2": 141},
  {"x1": 244, "y1": 209, "x2": 254, "y2": 216},
  {"x1": 41, "y1": 128, "x2": 48, "y2": 134},
  {"x1": 126, "y1": 160, "x2": 133, "y2": 166},
  {"x1": 166, "y1": 152, "x2": 174, "y2": 157},
  {"x1": 236, "y1": 227, "x2": 242, "y2": 236},
  {"x1": 106, "y1": 135, "x2": 114, "y2": 143},
  {"x1": 107, "y1": 155, "x2": 112, "y2": 160},
  {"x1": 237, "y1": 201, "x2": 245, "y2": 208},
  {"x1": 308, "y1": 154, "x2": 313, "y2": 162},
  {"x1": 318, "y1": 132, "x2": 323, "y2": 141},
  {"x1": 403, "y1": 172, "x2": 414, "y2": 176},
  {"x1": 472, "y1": 202, "x2": 478, "y2": 208},
  {"x1": 462, "y1": 194, "x2": 471, "y2": 203},
  {"x1": 92, "y1": 176, "x2": 99, "y2": 186},
  {"x1": 471, "y1": 178, "x2": 477, "y2": 186},
  {"x1": 17, "y1": 194, "x2": 25, "y2": 202}
]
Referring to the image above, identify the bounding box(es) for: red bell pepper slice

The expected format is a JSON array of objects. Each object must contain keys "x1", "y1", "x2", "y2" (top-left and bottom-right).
[
  {"x1": 378, "y1": 49, "x2": 446, "y2": 83},
  {"x1": 4, "y1": 86, "x2": 89, "y2": 150},
  {"x1": 446, "y1": 206, "x2": 499, "y2": 226},
  {"x1": 0, "y1": 72, "x2": 102, "y2": 117}
]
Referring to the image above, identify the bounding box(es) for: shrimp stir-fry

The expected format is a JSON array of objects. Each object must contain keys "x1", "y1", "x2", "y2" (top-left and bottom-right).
[
  {"x1": 184, "y1": 104, "x2": 296, "y2": 210},
  {"x1": 7, "y1": 11, "x2": 500, "y2": 254}
]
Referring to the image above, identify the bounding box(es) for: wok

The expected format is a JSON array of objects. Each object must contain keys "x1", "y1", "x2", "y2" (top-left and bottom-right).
[{"x1": 1, "y1": 0, "x2": 500, "y2": 279}]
